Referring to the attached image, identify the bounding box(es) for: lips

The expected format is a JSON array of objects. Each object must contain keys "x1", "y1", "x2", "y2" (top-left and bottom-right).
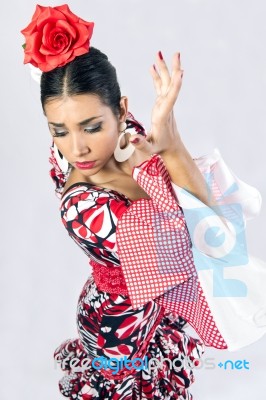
[{"x1": 75, "y1": 161, "x2": 96, "y2": 169}]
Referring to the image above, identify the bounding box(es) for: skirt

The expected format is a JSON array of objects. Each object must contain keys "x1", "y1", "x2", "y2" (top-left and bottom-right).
[{"x1": 54, "y1": 275, "x2": 205, "y2": 399}]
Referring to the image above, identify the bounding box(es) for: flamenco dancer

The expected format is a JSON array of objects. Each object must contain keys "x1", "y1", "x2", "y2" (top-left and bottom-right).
[{"x1": 21, "y1": 4, "x2": 266, "y2": 399}]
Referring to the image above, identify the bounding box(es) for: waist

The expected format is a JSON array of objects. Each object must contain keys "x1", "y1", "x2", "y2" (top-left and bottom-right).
[{"x1": 90, "y1": 259, "x2": 129, "y2": 295}]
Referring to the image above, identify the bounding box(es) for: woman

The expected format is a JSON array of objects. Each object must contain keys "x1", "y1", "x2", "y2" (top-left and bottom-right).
[{"x1": 21, "y1": 4, "x2": 266, "y2": 399}]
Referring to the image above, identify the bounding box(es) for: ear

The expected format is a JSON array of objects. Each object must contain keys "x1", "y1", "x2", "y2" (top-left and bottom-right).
[{"x1": 119, "y1": 96, "x2": 128, "y2": 122}]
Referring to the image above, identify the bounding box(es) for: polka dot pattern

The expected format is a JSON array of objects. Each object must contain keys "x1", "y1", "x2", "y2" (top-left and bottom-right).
[{"x1": 117, "y1": 154, "x2": 228, "y2": 349}]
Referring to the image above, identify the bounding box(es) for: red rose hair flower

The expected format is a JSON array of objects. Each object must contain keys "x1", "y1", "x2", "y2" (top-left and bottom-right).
[{"x1": 21, "y1": 4, "x2": 94, "y2": 72}]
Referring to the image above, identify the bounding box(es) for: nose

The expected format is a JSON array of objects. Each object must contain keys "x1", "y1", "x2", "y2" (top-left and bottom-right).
[{"x1": 71, "y1": 132, "x2": 91, "y2": 158}]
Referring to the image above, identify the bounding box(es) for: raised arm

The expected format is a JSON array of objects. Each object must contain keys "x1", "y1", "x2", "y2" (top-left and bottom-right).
[{"x1": 129, "y1": 51, "x2": 214, "y2": 207}]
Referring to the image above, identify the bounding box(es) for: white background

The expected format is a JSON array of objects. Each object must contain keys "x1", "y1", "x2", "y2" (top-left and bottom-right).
[{"x1": 1, "y1": 0, "x2": 266, "y2": 398}]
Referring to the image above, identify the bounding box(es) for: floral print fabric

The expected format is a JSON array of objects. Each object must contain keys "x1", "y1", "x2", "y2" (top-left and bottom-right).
[{"x1": 49, "y1": 131, "x2": 205, "y2": 399}]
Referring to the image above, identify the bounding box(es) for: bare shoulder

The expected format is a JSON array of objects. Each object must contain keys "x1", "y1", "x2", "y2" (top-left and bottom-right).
[{"x1": 61, "y1": 167, "x2": 82, "y2": 196}]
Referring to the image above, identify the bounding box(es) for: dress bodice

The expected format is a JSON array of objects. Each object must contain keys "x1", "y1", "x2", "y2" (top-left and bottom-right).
[
  {"x1": 49, "y1": 137, "x2": 228, "y2": 349},
  {"x1": 60, "y1": 182, "x2": 131, "y2": 267}
]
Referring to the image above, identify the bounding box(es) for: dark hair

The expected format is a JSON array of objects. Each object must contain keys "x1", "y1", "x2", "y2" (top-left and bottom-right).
[{"x1": 40, "y1": 47, "x2": 121, "y2": 116}]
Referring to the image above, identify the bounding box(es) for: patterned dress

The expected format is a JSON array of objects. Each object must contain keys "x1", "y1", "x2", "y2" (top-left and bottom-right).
[{"x1": 49, "y1": 142, "x2": 205, "y2": 399}]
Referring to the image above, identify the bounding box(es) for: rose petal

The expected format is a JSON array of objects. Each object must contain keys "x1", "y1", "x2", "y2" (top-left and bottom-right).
[
  {"x1": 32, "y1": 4, "x2": 46, "y2": 21},
  {"x1": 24, "y1": 54, "x2": 38, "y2": 67},
  {"x1": 41, "y1": 24, "x2": 71, "y2": 54},
  {"x1": 51, "y1": 32, "x2": 69, "y2": 50},
  {"x1": 21, "y1": 19, "x2": 37, "y2": 36},
  {"x1": 40, "y1": 32, "x2": 72, "y2": 55},
  {"x1": 37, "y1": 61, "x2": 57, "y2": 72},
  {"x1": 36, "y1": 7, "x2": 68, "y2": 30},
  {"x1": 21, "y1": 4, "x2": 46, "y2": 35},
  {"x1": 56, "y1": 19, "x2": 77, "y2": 39},
  {"x1": 78, "y1": 16, "x2": 94, "y2": 27},
  {"x1": 71, "y1": 23, "x2": 94, "y2": 49},
  {"x1": 23, "y1": 30, "x2": 41, "y2": 54},
  {"x1": 24, "y1": 31, "x2": 46, "y2": 64},
  {"x1": 73, "y1": 44, "x2": 92, "y2": 57},
  {"x1": 42, "y1": 22, "x2": 56, "y2": 47},
  {"x1": 52, "y1": 33, "x2": 72, "y2": 53},
  {"x1": 46, "y1": 50, "x2": 75, "y2": 66},
  {"x1": 54, "y1": 4, "x2": 79, "y2": 23}
]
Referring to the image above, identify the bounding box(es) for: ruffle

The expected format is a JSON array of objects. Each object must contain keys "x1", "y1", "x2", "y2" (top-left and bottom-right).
[
  {"x1": 54, "y1": 314, "x2": 205, "y2": 399},
  {"x1": 192, "y1": 147, "x2": 262, "y2": 220},
  {"x1": 48, "y1": 142, "x2": 72, "y2": 199},
  {"x1": 171, "y1": 148, "x2": 266, "y2": 351}
]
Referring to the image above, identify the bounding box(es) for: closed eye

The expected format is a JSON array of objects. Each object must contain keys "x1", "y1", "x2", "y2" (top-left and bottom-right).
[
  {"x1": 52, "y1": 130, "x2": 68, "y2": 137},
  {"x1": 84, "y1": 124, "x2": 102, "y2": 134}
]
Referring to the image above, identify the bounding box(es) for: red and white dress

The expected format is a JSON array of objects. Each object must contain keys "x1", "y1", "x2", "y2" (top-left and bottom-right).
[
  {"x1": 49, "y1": 113, "x2": 266, "y2": 399},
  {"x1": 49, "y1": 146, "x2": 205, "y2": 399}
]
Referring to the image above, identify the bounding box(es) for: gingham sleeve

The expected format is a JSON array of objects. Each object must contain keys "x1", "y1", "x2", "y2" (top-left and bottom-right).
[
  {"x1": 116, "y1": 154, "x2": 229, "y2": 350},
  {"x1": 116, "y1": 154, "x2": 196, "y2": 308}
]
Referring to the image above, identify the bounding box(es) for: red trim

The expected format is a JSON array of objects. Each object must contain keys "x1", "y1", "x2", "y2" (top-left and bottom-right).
[
  {"x1": 90, "y1": 260, "x2": 129, "y2": 295},
  {"x1": 132, "y1": 153, "x2": 161, "y2": 178}
]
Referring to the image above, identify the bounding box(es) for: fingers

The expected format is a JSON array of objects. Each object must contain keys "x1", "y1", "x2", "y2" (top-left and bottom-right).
[
  {"x1": 150, "y1": 51, "x2": 183, "y2": 98},
  {"x1": 150, "y1": 51, "x2": 171, "y2": 96},
  {"x1": 166, "y1": 52, "x2": 184, "y2": 103},
  {"x1": 156, "y1": 51, "x2": 171, "y2": 94},
  {"x1": 171, "y1": 51, "x2": 182, "y2": 72},
  {"x1": 150, "y1": 64, "x2": 161, "y2": 95},
  {"x1": 129, "y1": 134, "x2": 153, "y2": 155}
]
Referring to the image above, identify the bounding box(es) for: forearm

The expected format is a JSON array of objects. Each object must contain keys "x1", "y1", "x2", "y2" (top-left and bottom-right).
[{"x1": 160, "y1": 140, "x2": 213, "y2": 207}]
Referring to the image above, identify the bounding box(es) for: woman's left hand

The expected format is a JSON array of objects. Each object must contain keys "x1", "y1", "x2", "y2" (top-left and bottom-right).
[
  {"x1": 128, "y1": 53, "x2": 215, "y2": 207},
  {"x1": 129, "y1": 51, "x2": 184, "y2": 156}
]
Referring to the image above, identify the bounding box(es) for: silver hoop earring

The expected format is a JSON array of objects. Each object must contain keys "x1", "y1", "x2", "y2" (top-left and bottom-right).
[
  {"x1": 114, "y1": 122, "x2": 135, "y2": 162},
  {"x1": 53, "y1": 142, "x2": 70, "y2": 174}
]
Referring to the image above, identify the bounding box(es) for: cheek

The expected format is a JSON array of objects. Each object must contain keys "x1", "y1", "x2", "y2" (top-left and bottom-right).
[
  {"x1": 53, "y1": 139, "x2": 70, "y2": 160},
  {"x1": 53, "y1": 138, "x2": 65, "y2": 150},
  {"x1": 96, "y1": 129, "x2": 119, "y2": 150}
]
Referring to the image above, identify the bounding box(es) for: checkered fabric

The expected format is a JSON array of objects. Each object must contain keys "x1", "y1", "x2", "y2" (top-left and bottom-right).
[{"x1": 116, "y1": 153, "x2": 228, "y2": 349}]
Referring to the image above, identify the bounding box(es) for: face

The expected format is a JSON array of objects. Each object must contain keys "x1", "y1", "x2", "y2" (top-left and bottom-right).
[{"x1": 44, "y1": 94, "x2": 127, "y2": 179}]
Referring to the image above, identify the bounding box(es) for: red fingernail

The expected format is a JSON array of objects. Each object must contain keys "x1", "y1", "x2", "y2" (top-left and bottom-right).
[
  {"x1": 130, "y1": 138, "x2": 140, "y2": 144},
  {"x1": 158, "y1": 51, "x2": 163, "y2": 60},
  {"x1": 178, "y1": 52, "x2": 180, "y2": 60},
  {"x1": 153, "y1": 64, "x2": 157, "y2": 71}
]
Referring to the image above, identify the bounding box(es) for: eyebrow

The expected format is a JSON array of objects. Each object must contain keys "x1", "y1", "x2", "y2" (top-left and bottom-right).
[{"x1": 48, "y1": 116, "x2": 104, "y2": 127}]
